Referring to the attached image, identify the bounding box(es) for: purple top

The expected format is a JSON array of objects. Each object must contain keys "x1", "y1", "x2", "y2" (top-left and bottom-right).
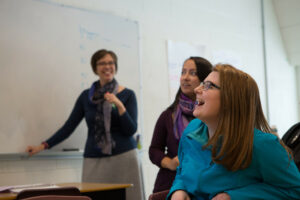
[{"x1": 149, "y1": 108, "x2": 181, "y2": 193}]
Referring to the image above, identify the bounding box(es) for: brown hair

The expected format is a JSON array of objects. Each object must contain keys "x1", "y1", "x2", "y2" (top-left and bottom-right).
[
  {"x1": 90, "y1": 49, "x2": 118, "y2": 74},
  {"x1": 205, "y1": 64, "x2": 289, "y2": 171}
]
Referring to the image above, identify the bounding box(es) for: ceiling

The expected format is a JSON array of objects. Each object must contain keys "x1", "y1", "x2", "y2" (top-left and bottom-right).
[{"x1": 272, "y1": 0, "x2": 300, "y2": 67}]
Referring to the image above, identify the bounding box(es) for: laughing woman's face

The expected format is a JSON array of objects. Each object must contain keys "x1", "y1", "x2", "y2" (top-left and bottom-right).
[
  {"x1": 95, "y1": 54, "x2": 116, "y2": 85},
  {"x1": 193, "y1": 71, "x2": 221, "y2": 125}
]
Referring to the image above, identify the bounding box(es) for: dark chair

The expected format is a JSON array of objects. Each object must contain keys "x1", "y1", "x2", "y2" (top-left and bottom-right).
[
  {"x1": 22, "y1": 195, "x2": 91, "y2": 200},
  {"x1": 282, "y1": 122, "x2": 300, "y2": 171},
  {"x1": 148, "y1": 190, "x2": 169, "y2": 200},
  {"x1": 16, "y1": 187, "x2": 81, "y2": 200}
]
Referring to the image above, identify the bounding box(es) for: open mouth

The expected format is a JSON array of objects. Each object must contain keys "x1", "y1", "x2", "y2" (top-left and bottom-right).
[
  {"x1": 182, "y1": 83, "x2": 190, "y2": 87},
  {"x1": 102, "y1": 70, "x2": 112, "y2": 75}
]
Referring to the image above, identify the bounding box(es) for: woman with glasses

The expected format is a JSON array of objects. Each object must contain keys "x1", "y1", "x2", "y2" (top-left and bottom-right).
[
  {"x1": 168, "y1": 64, "x2": 300, "y2": 200},
  {"x1": 149, "y1": 57, "x2": 212, "y2": 193},
  {"x1": 26, "y1": 49, "x2": 144, "y2": 200}
]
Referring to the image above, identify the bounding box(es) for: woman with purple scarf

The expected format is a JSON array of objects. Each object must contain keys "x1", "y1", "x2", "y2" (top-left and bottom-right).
[
  {"x1": 149, "y1": 57, "x2": 212, "y2": 193},
  {"x1": 26, "y1": 49, "x2": 144, "y2": 200}
]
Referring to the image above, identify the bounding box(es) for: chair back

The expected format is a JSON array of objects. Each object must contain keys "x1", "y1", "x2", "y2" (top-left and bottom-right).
[
  {"x1": 22, "y1": 195, "x2": 91, "y2": 200},
  {"x1": 282, "y1": 122, "x2": 300, "y2": 170},
  {"x1": 148, "y1": 190, "x2": 169, "y2": 200},
  {"x1": 16, "y1": 187, "x2": 81, "y2": 200}
]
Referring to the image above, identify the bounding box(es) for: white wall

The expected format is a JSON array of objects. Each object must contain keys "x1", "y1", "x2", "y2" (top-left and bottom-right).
[
  {"x1": 0, "y1": 0, "x2": 298, "y2": 199},
  {"x1": 264, "y1": 0, "x2": 299, "y2": 136}
]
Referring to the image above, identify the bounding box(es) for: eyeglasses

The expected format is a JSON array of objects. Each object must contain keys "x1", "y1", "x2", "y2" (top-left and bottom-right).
[
  {"x1": 200, "y1": 81, "x2": 220, "y2": 91},
  {"x1": 96, "y1": 61, "x2": 115, "y2": 67}
]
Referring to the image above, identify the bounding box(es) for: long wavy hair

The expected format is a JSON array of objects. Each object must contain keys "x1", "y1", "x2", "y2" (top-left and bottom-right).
[{"x1": 205, "y1": 64, "x2": 289, "y2": 171}]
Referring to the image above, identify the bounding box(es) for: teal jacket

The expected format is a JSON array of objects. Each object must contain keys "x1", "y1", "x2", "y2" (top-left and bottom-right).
[{"x1": 167, "y1": 119, "x2": 300, "y2": 200}]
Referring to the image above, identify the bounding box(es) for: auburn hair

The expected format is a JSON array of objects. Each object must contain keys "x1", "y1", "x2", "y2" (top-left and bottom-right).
[{"x1": 204, "y1": 64, "x2": 288, "y2": 171}]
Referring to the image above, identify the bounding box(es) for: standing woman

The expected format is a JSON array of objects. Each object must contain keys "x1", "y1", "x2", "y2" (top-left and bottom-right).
[
  {"x1": 149, "y1": 57, "x2": 212, "y2": 193},
  {"x1": 168, "y1": 64, "x2": 300, "y2": 200},
  {"x1": 26, "y1": 49, "x2": 144, "y2": 200}
]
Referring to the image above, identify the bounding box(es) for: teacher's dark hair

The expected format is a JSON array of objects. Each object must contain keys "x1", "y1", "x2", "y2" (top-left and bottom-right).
[
  {"x1": 168, "y1": 56, "x2": 212, "y2": 111},
  {"x1": 90, "y1": 49, "x2": 118, "y2": 74}
]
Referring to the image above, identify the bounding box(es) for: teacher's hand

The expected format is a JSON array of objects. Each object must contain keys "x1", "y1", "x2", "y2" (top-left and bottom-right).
[
  {"x1": 104, "y1": 92, "x2": 126, "y2": 115},
  {"x1": 26, "y1": 144, "x2": 45, "y2": 156}
]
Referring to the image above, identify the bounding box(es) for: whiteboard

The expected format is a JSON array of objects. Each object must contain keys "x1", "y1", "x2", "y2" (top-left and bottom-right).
[{"x1": 0, "y1": 0, "x2": 140, "y2": 153}]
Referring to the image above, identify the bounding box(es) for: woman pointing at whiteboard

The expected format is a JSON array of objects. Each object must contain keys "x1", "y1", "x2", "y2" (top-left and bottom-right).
[{"x1": 26, "y1": 49, "x2": 144, "y2": 200}]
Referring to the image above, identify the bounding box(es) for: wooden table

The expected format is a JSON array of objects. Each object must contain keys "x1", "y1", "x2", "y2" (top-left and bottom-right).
[{"x1": 0, "y1": 182, "x2": 132, "y2": 200}]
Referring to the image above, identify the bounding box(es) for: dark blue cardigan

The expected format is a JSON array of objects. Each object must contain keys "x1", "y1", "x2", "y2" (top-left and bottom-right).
[{"x1": 45, "y1": 88, "x2": 138, "y2": 158}]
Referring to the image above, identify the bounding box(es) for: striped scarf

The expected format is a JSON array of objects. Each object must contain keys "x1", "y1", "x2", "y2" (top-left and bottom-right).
[{"x1": 173, "y1": 93, "x2": 195, "y2": 140}]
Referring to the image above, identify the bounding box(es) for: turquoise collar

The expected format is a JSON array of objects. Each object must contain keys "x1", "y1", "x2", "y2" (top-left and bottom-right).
[{"x1": 187, "y1": 124, "x2": 209, "y2": 145}]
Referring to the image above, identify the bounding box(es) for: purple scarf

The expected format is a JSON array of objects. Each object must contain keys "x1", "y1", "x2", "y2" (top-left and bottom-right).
[
  {"x1": 173, "y1": 93, "x2": 195, "y2": 140},
  {"x1": 89, "y1": 79, "x2": 118, "y2": 155}
]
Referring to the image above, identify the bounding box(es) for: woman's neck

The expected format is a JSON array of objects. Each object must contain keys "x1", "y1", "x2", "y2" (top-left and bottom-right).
[
  {"x1": 208, "y1": 128, "x2": 215, "y2": 138},
  {"x1": 206, "y1": 121, "x2": 218, "y2": 139},
  {"x1": 99, "y1": 79, "x2": 108, "y2": 87}
]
